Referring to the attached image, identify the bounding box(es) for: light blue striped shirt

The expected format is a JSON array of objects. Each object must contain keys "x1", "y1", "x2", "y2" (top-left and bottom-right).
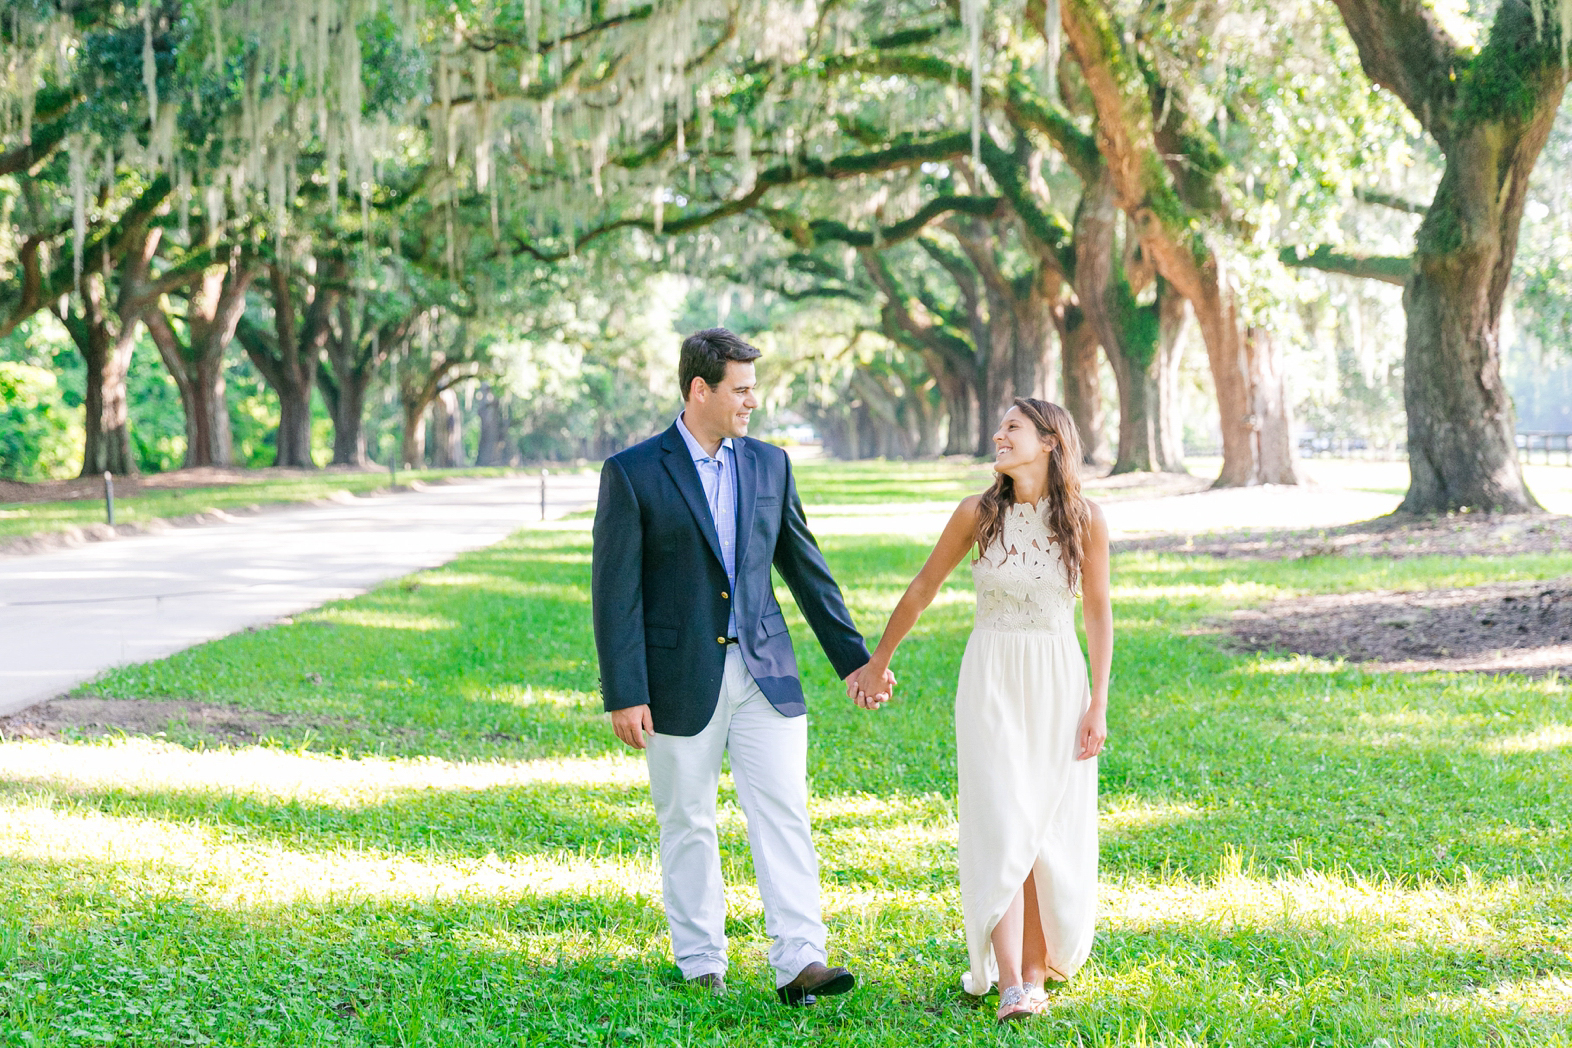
[{"x1": 675, "y1": 412, "x2": 738, "y2": 637}]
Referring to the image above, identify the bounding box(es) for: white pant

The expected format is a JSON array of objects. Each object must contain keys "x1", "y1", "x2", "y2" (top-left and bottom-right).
[{"x1": 645, "y1": 646, "x2": 827, "y2": 986}]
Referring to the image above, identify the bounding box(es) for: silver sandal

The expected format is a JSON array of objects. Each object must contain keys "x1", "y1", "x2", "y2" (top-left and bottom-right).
[{"x1": 997, "y1": 984, "x2": 1036, "y2": 1023}]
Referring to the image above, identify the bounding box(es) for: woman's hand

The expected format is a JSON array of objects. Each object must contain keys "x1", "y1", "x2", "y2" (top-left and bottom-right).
[
  {"x1": 1075, "y1": 704, "x2": 1106, "y2": 760},
  {"x1": 846, "y1": 663, "x2": 897, "y2": 710}
]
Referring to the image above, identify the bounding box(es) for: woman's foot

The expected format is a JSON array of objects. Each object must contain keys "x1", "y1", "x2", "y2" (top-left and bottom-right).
[
  {"x1": 1023, "y1": 982, "x2": 1049, "y2": 1009},
  {"x1": 996, "y1": 984, "x2": 1037, "y2": 1023}
]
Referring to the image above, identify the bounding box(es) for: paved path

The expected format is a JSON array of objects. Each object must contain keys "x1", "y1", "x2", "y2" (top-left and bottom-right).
[{"x1": 0, "y1": 474, "x2": 598, "y2": 715}]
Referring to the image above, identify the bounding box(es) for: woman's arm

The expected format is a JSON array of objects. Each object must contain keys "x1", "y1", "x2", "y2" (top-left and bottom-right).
[
  {"x1": 849, "y1": 496, "x2": 981, "y2": 709},
  {"x1": 1076, "y1": 500, "x2": 1112, "y2": 759}
]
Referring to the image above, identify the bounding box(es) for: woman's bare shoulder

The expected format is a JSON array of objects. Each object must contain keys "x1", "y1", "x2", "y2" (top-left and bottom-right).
[
  {"x1": 1083, "y1": 497, "x2": 1108, "y2": 539},
  {"x1": 955, "y1": 493, "x2": 985, "y2": 518}
]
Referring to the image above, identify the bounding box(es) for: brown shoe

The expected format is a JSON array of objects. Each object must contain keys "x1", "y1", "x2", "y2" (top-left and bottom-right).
[
  {"x1": 687, "y1": 972, "x2": 727, "y2": 997},
  {"x1": 776, "y1": 961, "x2": 855, "y2": 1006}
]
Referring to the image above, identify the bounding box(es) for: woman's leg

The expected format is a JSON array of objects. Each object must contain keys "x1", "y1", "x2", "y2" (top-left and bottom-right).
[
  {"x1": 1021, "y1": 869, "x2": 1049, "y2": 987},
  {"x1": 989, "y1": 882, "x2": 1027, "y2": 991}
]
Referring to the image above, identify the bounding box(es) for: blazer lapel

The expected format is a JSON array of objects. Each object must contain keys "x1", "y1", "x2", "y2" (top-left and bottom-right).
[
  {"x1": 660, "y1": 424, "x2": 726, "y2": 569},
  {"x1": 733, "y1": 438, "x2": 758, "y2": 572}
]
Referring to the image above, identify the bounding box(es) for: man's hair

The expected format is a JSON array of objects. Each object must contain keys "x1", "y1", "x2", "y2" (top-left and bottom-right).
[{"x1": 679, "y1": 328, "x2": 761, "y2": 400}]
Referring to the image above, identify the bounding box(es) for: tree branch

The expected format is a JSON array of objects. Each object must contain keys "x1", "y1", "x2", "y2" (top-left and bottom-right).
[
  {"x1": 506, "y1": 133, "x2": 975, "y2": 260},
  {"x1": 1353, "y1": 187, "x2": 1428, "y2": 216},
  {"x1": 1328, "y1": 0, "x2": 1463, "y2": 146},
  {"x1": 1279, "y1": 244, "x2": 1412, "y2": 285}
]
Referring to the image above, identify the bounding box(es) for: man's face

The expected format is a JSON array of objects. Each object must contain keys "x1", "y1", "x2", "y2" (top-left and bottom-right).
[{"x1": 689, "y1": 361, "x2": 758, "y2": 438}]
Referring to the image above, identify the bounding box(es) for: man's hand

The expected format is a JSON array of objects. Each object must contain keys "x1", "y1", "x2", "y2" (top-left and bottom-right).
[
  {"x1": 610, "y1": 704, "x2": 655, "y2": 750},
  {"x1": 845, "y1": 664, "x2": 897, "y2": 710}
]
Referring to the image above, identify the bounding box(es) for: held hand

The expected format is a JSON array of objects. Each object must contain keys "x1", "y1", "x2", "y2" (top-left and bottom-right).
[
  {"x1": 610, "y1": 704, "x2": 655, "y2": 750},
  {"x1": 845, "y1": 663, "x2": 897, "y2": 710},
  {"x1": 1075, "y1": 705, "x2": 1107, "y2": 761}
]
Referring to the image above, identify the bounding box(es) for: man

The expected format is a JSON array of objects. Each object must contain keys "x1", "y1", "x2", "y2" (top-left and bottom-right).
[{"x1": 592, "y1": 328, "x2": 893, "y2": 1004}]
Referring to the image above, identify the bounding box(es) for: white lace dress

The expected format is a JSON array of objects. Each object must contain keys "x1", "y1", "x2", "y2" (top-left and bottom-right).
[{"x1": 957, "y1": 500, "x2": 1098, "y2": 995}]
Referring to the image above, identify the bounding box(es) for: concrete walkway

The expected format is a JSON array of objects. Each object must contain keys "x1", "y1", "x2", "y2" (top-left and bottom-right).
[{"x1": 0, "y1": 474, "x2": 599, "y2": 715}]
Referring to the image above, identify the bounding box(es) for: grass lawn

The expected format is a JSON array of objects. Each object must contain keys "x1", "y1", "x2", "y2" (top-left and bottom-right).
[
  {"x1": 0, "y1": 467, "x2": 548, "y2": 541},
  {"x1": 1, "y1": 466, "x2": 1570, "y2": 1045}
]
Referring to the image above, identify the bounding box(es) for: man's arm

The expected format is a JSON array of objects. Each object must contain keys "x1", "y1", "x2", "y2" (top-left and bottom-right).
[
  {"x1": 770, "y1": 453, "x2": 871, "y2": 679},
  {"x1": 592, "y1": 457, "x2": 654, "y2": 747}
]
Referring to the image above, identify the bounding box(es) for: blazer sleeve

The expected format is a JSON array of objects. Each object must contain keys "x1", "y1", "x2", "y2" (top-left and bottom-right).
[
  {"x1": 592, "y1": 456, "x2": 650, "y2": 711},
  {"x1": 770, "y1": 452, "x2": 871, "y2": 679}
]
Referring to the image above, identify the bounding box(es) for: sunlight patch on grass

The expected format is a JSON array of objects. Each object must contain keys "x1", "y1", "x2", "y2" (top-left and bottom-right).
[
  {"x1": 0, "y1": 738, "x2": 648, "y2": 806},
  {"x1": 1111, "y1": 581, "x2": 1288, "y2": 602},
  {"x1": 1483, "y1": 724, "x2": 1572, "y2": 755},
  {"x1": 1241, "y1": 653, "x2": 1349, "y2": 674},
  {"x1": 1102, "y1": 799, "x2": 1204, "y2": 831},
  {"x1": 809, "y1": 793, "x2": 952, "y2": 821},
  {"x1": 0, "y1": 802, "x2": 663, "y2": 906},
  {"x1": 1104, "y1": 863, "x2": 1536, "y2": 945},
  {"x1": 491, "y1": 684, "x2": 600, "y2": 710},
  {"x1": 311, "y1": 608, "x2": 462, "y2": 631},
  {"x1": 1440, "y1": 974, "x2": 1572, "y2": 1017}
]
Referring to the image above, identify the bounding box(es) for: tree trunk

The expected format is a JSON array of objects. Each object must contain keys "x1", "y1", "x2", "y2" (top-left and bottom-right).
[
  {"x1": 237, "y1": 261, "x2": 338, "y2": 470},
  {"x1": 329, "y1": 372, "x2": 370, "y2": 467},
  {"x1": 475, "y1": 384, "x2": 511, "y2": 466},
  {"x1": 1158, "y1": 283, "x2": 1189, "y2": 468},
  {"x1": 1180, "y1": 259, "x2": 1299, "y2": 485},
  {"x1": 145, "y1": 260, "x2": 253, "y2": 469},
  {"x1": 1244, "y1": 326, "x2": 1299, "y2": 486},
  {"x1": 1058, "y1": 306, "x2": 1107, "y2": 467},
  {"x1": 401, "y1": 400, "x2": 427, "y2": 468},
  {"x1": 932, "y1": 361, "x2": 977, "y2": 455},
  {"x1": 1056, "y1": 0, "x2": 1299, "y2": 487},
  {"x1": 151, "y1": 343, "x2": 233, "y2": 469},
  {"x1": 1012, "y1": 268, "x2": 1056, "y2": 406},
  {"x1": 275, "y1": 379, "x2": 315, "y2": 469},
  {"x1": 1072, "y1": 175, "x2": 1178, "y2": 474},
  {"x1": 58, "y1": 275, "x2": 139, "y2": 477},
  {"x1": 1104, "y1": 345, "x2": 1156, "y2": 474},
  {"x1": 1397, "y1": 135, "x2": 1552, "y2": 512},
  {"x1": 431, "y1": 387, "x2": 464, "y2": 467},
  {"x1": 79, "y1": 317, "x2": 138, "y2": 477},
  {"x1": 1328, "y1": 0, "x2": 1569, "y2": 511}
]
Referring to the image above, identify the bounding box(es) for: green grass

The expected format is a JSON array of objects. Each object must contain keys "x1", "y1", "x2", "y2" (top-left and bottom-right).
[
  {"x1": 1, "y1": 468, "x2": 1570, "y2": 1045},
  {"x1": 0, "y1": 467, "x2": 544, "y2": 540}
]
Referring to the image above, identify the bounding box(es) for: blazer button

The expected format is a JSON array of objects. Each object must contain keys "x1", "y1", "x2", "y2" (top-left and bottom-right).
[
  {"x1": 717, "y1": 636, "x2": 727, "y2": 645},
  {"x1": 721, "y1": 591, "x2": 729, "y2": 599}
]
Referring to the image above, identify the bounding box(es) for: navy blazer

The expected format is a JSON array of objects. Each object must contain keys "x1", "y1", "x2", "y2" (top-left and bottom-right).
[{"x1": 592, "y1": 423, "x2": 870, "y2": 736}]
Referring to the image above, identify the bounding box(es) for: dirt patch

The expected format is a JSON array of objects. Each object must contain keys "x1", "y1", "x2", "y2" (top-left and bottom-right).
[
  {"x1": 1225, "y1": 578, "x2": 1572, "y2": 676},
  {"x1": 1117, "y1": 512, "x2": 1572, "y2": 560},
  {"x1": 0, "y1": 698, "x2": 321, "y2": 744}
]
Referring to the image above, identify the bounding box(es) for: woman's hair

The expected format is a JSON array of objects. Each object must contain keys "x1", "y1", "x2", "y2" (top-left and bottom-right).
[{"x1": 974, "y1": 398, "x2": 1091, "y2": 592}]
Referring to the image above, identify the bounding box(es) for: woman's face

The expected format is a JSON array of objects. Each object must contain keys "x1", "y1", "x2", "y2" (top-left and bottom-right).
[{"x1": 991, "y1": 406, "x2": 1054, "y2": 474}]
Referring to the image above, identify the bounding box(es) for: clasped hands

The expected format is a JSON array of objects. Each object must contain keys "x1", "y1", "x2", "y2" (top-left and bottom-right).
[{"x1": 844, "y1": 662, "x2": 897, "y2": 711}]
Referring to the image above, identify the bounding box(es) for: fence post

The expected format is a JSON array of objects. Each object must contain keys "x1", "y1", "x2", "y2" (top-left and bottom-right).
[
  {"x1": 103, "y1": 471, "x2": 115, "y2": 526},
  {"x1": 540, "y1": 468, "x2": 548, "y2": 521}
]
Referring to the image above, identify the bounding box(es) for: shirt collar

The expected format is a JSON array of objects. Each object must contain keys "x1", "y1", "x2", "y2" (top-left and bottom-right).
[{"x1": 676, "y1": 412, "x2": 733, "y2": 463}]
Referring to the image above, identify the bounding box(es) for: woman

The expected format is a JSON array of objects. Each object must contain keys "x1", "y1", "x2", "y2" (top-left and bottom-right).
[{"x1": 849, "y1": 398, "x2": 1112, "y2": 1022}]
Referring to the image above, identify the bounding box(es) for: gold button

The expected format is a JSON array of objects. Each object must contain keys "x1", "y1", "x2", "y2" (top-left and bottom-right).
[
  {"x1": 721, "y1": 591, "x2": 729, "y2": 599},
  {"x1": 717, "y1": 636, "x2": 727, "y2": 644}
]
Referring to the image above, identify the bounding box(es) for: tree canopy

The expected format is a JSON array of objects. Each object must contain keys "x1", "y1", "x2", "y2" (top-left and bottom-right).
[{"x1": 2, "y1": 0, "x2": 1569, "y2": 510}]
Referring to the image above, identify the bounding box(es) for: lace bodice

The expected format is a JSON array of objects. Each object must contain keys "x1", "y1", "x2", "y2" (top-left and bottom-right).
[{"x1": 971, "y1": 501, "x2": 1077, "y2": 634}]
